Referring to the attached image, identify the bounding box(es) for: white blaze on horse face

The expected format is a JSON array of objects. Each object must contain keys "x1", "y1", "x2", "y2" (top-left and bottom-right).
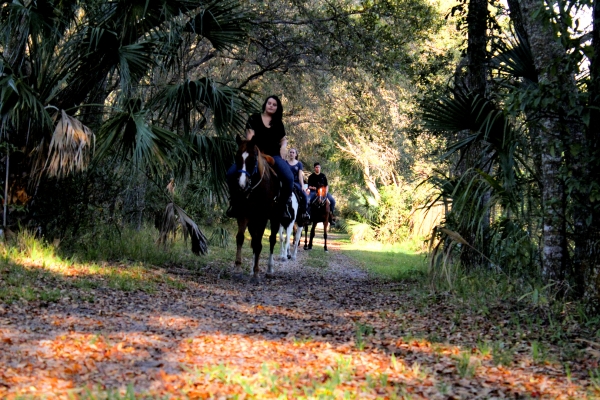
[{"x1": 239, "y1": 151, "x2": 249, "y2": 188}]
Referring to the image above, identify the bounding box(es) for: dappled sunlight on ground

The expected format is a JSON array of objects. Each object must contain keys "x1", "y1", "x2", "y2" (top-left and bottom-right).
[
  {"x1": 0, "y1": 234, "x2": 596, "y2": 398},
  {"x1": 0, "y1": 308, "x2": 588, "y2": 398}
]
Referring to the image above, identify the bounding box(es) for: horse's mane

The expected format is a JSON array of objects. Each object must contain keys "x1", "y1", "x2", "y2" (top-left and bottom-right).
[{"x1": 238, "y1": 140, "x2": 275, "y2": 178}]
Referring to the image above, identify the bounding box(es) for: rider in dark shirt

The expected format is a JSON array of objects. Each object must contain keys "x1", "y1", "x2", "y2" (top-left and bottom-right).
[
  {"x1": 226, "y1": 96, "x2": 294, "y2": 218},
  {"x1": 307, "y1": 162, "x2": 336, "y2": 217}
]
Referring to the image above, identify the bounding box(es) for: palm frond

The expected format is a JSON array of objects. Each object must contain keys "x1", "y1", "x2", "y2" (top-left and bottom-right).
[
  {"x1": 170, "y1": 134, "x2": 235, "y2": 200},
  {"x1": 421, "y1": 88, "x2": 477, "y2": 133},
  {"x1": 154, "y1": 77, "x2": 254, "y2": 136},
  {"x1": 157, "y1": 202, "x2": 208, "y2": 255},
  {"x1": 45, "y1": 110, "x2": 95, "y2": 178},
  {"x1": 0, "y1": 75, "x2": 51, "y2": 131},
  {"x1": 491, "y1": 31, "x2": 537, "y2": 84},
  {"x1": 185, "y1": 0, "x2": 250, "y2": 51},
  {"x1": 118, "y1": 42, "x2": 157, "y2": 93},
  {"x1": 96, "y1": 99, "x2": 181, "y2": 173}
]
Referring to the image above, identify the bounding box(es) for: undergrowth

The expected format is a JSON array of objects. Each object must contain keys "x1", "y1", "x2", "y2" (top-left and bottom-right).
[{"x1": 340, "y1": 234, "x2": 600, "y2": 367}]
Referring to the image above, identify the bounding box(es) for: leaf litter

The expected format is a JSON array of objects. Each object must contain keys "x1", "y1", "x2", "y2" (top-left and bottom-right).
[{"x1": 0, "y1": 234, "x2": 598, "y2": 398}]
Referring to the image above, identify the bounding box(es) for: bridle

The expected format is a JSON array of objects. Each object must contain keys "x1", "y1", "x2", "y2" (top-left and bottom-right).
[
  {"x1": 312, "y1": 186, "x2": 328, "y2": 208},
  {"x1": 237, "y1": 149, "x2": 264, "y2": 194}
]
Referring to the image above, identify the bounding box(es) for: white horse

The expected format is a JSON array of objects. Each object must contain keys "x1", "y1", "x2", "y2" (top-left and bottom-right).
[{"x1": 276, "y1": 194, "x2": 303, "y2": 262}]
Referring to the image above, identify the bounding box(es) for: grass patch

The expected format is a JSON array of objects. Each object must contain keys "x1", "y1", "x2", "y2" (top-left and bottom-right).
[
  {"x1": 66, "y1": 224, "x2": 203, "y2": 267},
  {"x1": 338, "y1": 234, "x2": 426, "y2": 280},
  {"x1": 305, "y1": 247, "x2": 330, "y2": 269},
  {"x1": 180, "y1": 357, "x2": 406, "y2": 399},
  {"x1": 0, "y1": 227, "x2": 214, "y2": 304},
  {"x1": 0, "y1": 222, "x2": 288, "y2": 304}
]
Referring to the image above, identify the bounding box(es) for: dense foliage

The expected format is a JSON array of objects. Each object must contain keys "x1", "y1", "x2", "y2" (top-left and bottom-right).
[
  {"x1": 1, "y1": 0, "x2": 450, "y2": 246},
  {"x1": 4, "y1": 0, "x2": 597, "y2": 307},
  {"x1": 421, "y1": 0, "x2": 600, "y2": 305}
]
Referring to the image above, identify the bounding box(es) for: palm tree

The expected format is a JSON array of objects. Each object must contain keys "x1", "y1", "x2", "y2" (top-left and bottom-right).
[{"x1": 1, "y1": 0, "x2": 254, "y2": 242}]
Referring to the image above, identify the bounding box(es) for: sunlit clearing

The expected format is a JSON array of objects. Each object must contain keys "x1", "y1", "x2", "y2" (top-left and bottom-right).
[{"x1": 339, "y1": 237, "x2": 427, "y2": 280}]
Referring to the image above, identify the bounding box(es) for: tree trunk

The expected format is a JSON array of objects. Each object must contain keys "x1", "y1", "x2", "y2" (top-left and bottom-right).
[
  {"x1": 466, "y1": 0, "x2": 488, "y2": 96},
  {"x1": 518, "y1": 0, "x2": 574, "y2": 284},
  {"x1": 455, "y1": 0, "x2": 490, "y2": 269},
  {"x1": 580, "y1": 0, "x2": 600, "y2": 305},
  {"x1": 505, "y1": 0, "x2": 529, "y2": 42}
]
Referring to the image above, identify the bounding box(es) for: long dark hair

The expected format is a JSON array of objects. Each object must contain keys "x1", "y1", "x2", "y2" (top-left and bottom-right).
[{"x1": 261, "y1": 95, "x2": 283, "y2": 126}]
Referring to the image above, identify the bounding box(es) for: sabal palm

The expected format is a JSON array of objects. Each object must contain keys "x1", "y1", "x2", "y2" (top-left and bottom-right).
[
  {"x1": 420, "y1": 31, "x2": 540, "y2": 271},
  {"x1": 1, "y1": 0, "x2": 252, "y2": 200}
]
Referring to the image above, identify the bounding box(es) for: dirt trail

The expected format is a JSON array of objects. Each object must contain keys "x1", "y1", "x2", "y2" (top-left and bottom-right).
[{"x1": 0, "y1": 229, "x2": 592, "y2": 398}]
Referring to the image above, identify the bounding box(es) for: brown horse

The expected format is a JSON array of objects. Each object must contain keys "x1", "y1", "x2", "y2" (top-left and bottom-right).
[
  {"x1": 231, "y1": 136, "x2": 280, "y2": 282},
  {"x1": 304, "y1": 186, "x2": 330, "y2": 252}
]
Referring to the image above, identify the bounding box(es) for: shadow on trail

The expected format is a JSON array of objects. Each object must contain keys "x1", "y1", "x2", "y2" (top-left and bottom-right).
[{"x1": 0, "y1": 234, "x2": 590, "y2": 398}]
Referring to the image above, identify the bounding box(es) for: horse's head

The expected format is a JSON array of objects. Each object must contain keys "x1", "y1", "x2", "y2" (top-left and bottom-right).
[
  {"x1": 312, "y1": 186, "x2": 328, "y2": 208},
  {"x1": 233, "y1": 137, "x2": 261, "y2": 192},
  {"x1": 317, "y1": 186, "x2": 327, "y2": 198}
]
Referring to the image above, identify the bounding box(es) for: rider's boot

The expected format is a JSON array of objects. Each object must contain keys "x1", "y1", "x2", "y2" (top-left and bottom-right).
[
  {"x1": 277, "y1": 197, "x2": 292, "y2": 220},
  {"x1": 298, "y1": 202, "x2": 310, "y2": 221}
]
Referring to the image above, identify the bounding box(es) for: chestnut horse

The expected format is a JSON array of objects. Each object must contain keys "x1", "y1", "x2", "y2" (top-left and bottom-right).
[
  {"x1": 304, "y1": 186, "x2": 330, "y2": 252},
  {"x1": 231, "y1": 136, "x2": 280, "y2": 282}
]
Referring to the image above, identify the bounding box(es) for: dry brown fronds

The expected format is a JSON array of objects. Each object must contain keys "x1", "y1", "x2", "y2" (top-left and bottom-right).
[
  {"x1": 45, "y1": 110, "x2": 95, "y2": 178},
  {"x1": 157, "y1": 202, "x2": 207, "y2": 255}
]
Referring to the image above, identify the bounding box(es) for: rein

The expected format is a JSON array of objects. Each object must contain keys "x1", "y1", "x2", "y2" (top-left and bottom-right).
[{"x1": 238, "y1": 150, "x2": 265, "y2": 194}]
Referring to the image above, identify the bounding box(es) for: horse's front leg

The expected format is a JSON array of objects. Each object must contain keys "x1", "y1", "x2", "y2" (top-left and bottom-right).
[
  {"x1": 267, "y1": 219, "x2": 278, "y2": 275},
  {"x1": 292, "y1": 225, "x2": 303, "y2": 261},
  {"x1": 308, "y1": 222, "x2": 316, "y2": 250},
  {"x1": 248, "y1": 220, "x2": 266, "y2": 283},
  {"x1": 278, "y1": 224, "x2": 287, "y2": 262},
  {"x1": 234, "y1": 218, "x2": 248, "y2": 274},
  {"x1": 323, "y1": 219, "x2": 329, "y2": 252},
  {"x1": 285, "y1": 224, "x2": 294, "y2": 260},
  {"x1": 303, "y1": 222, "x2": 309, "y2": 250}
]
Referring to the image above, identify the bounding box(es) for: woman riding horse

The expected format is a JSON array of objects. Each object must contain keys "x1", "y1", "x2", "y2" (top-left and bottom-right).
[
  {"x1": 286, "y1": 148, "x2": 309, "y2": 221},
  {"x1": 227, "y1": 95, "x2": 293, "y2": 219},
  {"x1": 225, "y1": 95, "x2": 295, "y2": 281},
  {"x1": 229, "y1": 137, "x2": 282, "y2": 281}
]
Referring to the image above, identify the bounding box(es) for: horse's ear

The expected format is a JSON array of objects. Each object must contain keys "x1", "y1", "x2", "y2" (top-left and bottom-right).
[
  {"x1": 263, "y1": 155, "x2": 275, "y2": 165},
  {"x1": 236, "y1": 134, "x2": 243, "y2": 145}
]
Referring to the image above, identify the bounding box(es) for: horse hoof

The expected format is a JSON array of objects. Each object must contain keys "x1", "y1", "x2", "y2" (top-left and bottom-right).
[
  {"x1": 291, "y1": 256, "x2": 296, "y2": 261},
  {"x1": 265, "y1": 273, "x2": 275, "y2": 280},
  {"x1": 324, "y1": 248, "x2": 329, "y2": 252},
  {"x1": 303, "y1": 245, "x2": 308, "y2": 250},
  {"x1": 287, "y1": 255, "x2": 292, "y2": 260},
  {"x1": 280, "y1": 257, "x2": 286, "y2": 262},
  {"x1": 249, "y1": 275, "x2": 261, "y2": 284}
]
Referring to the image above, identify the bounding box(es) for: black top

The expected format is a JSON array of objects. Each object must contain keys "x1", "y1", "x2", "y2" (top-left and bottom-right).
[
  {"x1": 246, "y1": 113, "x2": 286, "y2": 157},
  {"x1": 308, "y1": 172, "x2": 328, "y2": 190},
  {"x1": 288, "y1": 161, "x2": 304, "y2": 184}
]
